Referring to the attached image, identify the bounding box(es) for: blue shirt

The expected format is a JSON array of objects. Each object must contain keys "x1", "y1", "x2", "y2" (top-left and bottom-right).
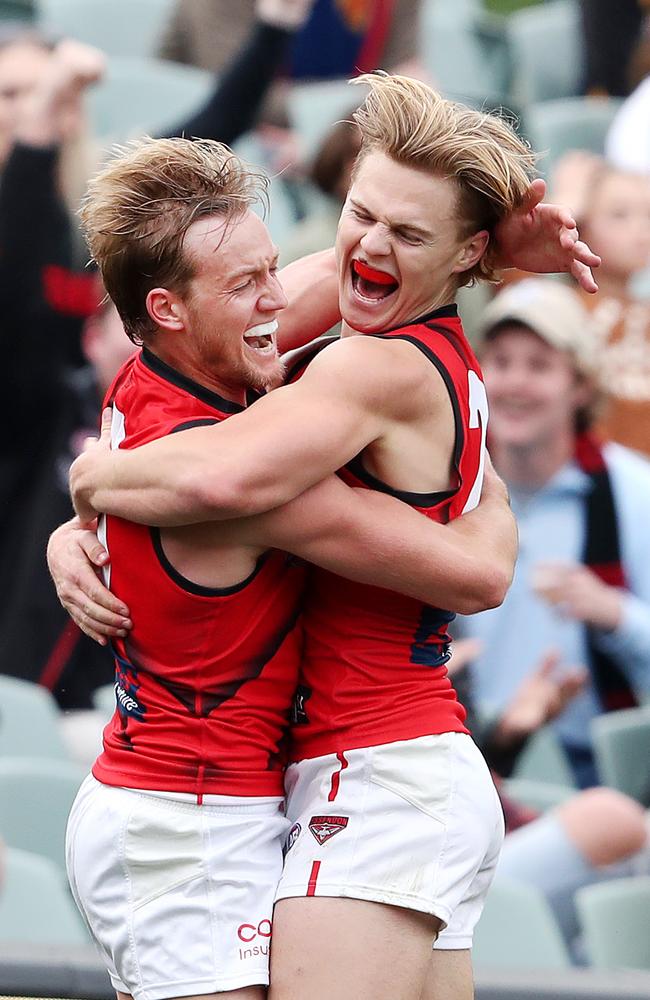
[{"x1": 463, "y1": 443, "x2": 650, "y2": 754}]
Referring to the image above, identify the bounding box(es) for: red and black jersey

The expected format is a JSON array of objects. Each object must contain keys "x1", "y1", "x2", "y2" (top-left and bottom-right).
[
  {"x1": 291, "y1": 305, "x2": 487, "y2": 761},
  {"x1": 93, "y1": 348, "x2": 305, "y2": 798}
]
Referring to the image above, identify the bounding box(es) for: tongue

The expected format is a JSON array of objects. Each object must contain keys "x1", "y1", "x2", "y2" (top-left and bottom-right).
[{"x1": 353, "y1": 260, "x2": 396, "y2": 286}]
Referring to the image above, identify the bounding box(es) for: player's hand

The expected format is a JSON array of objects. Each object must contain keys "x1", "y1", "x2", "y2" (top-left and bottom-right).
[
  {"x1": 494, "y1": 650, "x2": 587, "y2": 743},
  {"x1": 493, "y1": 178, "x2": 601, "y2": 294},
  {"x1": 70, "y1": 407, "x2": 113, "y2": 525},
  {"x1": 47, "y1": 518, "x2": 132, "y2": 646},
  {"x1": 255, "y1": 0, "x2": 316, "y2": 29},
  {"x1": 532, "y1": 561, "x2": 624, "y2": 631},
  {"x1": 17, "y1": 39, "x2": 106, "y2": 146}
]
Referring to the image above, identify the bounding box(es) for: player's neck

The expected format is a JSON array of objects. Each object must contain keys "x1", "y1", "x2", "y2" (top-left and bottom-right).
[
  {"x1": 491, "y1": 429, "x2": 575, "y2": 492},
  {"x1": 148, "y1": 343, "x2": 248, "y2": 407}
]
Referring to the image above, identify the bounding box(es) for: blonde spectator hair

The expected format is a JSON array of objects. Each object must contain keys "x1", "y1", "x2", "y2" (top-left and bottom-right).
[
  {"x1": 351, "y1": 73, "x2": 537, "y2": 284},
  {"x1": 80, "y1": 136, "x2": 268, "y2": 344}
]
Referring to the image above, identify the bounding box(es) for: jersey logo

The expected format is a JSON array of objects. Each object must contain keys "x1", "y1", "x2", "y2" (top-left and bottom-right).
[
  {"x1": 291, "y1": 684, "x2": 312, "y2": 726},
  {"x1": 309, "y1": 815, "x2": 349, "y2": 845},
  {"x1": 284, "y1": 822, "x2": 302, "y2": 856}
]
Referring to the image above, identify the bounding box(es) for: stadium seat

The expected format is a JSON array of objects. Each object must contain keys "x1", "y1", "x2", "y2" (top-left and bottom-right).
[
  {"x1": 419, "y1": 2, "x2": 512, "y2": 110},
  {"x1": 232, "y1": 132, "x2": 303, "y2": 247},
  {"x1": 576, "y1": 876, "x2": 650, "y2": 970},
  {"x1": 0, "y1": 675, "x2": 70, "y2": 759},
  {"x1": 591, "y1": 706, "x2": 650, "y2": 805},
  {"x1": 505, "y1": 0, "x2": 582, "y2": 106},
  {"x1": 86, "y1": 55, "x2": 213, "y2": 142},
  {"x1": 35, "y1": 0, "x2": 174, "y2": 57},
  {"x1": 0, "y1": 0, "x2": 33, "y2": 21},
  {"x1": 473, "y1": 876, "x2": 572, "y2": 969},
  {"x1": 511, "y1": 724, "x2": 577, "y2": 788},
  {"x1": 0, "y1": 757, "x2": 87, "y2": 871},
  {"x1": 287, "y1": 79, "x2": 361, "y2": 162},
  {"x1": 501, "y1": 777, "x2": 574, "y2": 813},
  {"x1": 523, "y1": 96, "x2": 624, "y2": 176},
  {"x1": 0, "y1": 846, "x2": 90, "y2": 946}
]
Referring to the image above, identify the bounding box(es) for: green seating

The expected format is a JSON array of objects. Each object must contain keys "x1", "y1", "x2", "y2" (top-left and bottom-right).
[
  {"x1": 473, "y1": 876, "x2": 571, "y2": 969},
  {"x1": 0, "y1": 757, "x2": 87, "y2": 871},
  {"x1": 591, "y1": 706, "x2": 650, "y2": 805},
  {"x1": 501, "y1": 777, "x2": 574, "y2": 813},
  {"x1": 87, "y1": 55, "x2": 213, "y2": 141},
  {"x1": 511, "y1": 724, "x2": 577, "y2": 788},
  {"x1": 287, "y1": 79, "x2": 360, "y2": 162},
  {"x1": 576, "y1": 876, "x2": 650, "y2": 970},
  {"x1": 524, "y1": 96, "x2": 623, "y2": 176},
  {"x1": 0, "y1": 675, "x2": 69, "y2": 759},
  {"x1": 0, "y1": 0, "x2": 33, "y2": 21},
  {"x1": 419, "y1": 3, "x2": 511, "y2": 109},
  {"x1": 35, "y1": 0, "x2": 174, "y2": 57},
  {"x1": 505, "y1": 0, "x2": 581, "y2": 106},
  {"x1": 0, "y1": 846, "x2": 89, "y2": 946}
]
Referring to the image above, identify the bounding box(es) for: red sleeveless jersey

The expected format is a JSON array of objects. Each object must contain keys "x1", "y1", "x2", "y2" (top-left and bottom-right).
[
  {"x1": 92, "y1": 348, "x2": 305, "y2": 798},
  {"x1": 291, "y1": 305, "x2": 488, "y2": 761}
]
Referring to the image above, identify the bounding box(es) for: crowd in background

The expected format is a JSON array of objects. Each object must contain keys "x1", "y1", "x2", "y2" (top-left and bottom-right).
[{"x1": 0, "y1": 0, "x2": 649, "y2": 972}]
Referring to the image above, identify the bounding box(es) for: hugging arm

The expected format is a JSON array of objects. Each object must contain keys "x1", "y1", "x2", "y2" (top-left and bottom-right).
[{"x1": 49, "y1": 459, "x2": 516, "y2": 643}]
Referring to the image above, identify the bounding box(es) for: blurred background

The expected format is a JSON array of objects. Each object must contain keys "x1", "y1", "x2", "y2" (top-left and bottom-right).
[{"x1": 0, "y1": 2, "x2": 649, "y2": 998}]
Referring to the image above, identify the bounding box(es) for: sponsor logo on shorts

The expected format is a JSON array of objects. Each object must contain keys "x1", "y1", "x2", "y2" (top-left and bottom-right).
[
  {"x1": 308, "y1": 814, "x2": 349, "y2": 845},
  {"x1": 237, "y1": 919, "x2": 272, "y2": 961},
  {"x1": 284, "y1": 822, "x2": 301, "y2": 855}
]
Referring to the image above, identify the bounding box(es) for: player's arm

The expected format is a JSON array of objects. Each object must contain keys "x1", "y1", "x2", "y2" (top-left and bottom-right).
[
  {"x1": 276, "y1": 248, "x2": 340, "y2": 352},
  {"x1": 71, "y1": 336, "x2": 433, "y2": 525},
  {"x1": 48, "y1": 459, "x2": 515, "y2": 643},
  {"x1": 240, "y1": 456, "x2": 517, "y2": 614}
]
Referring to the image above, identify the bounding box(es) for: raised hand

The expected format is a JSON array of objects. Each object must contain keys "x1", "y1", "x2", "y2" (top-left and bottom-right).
[{"x1": 494, "y1": 178, "x2": 601, "y2": 294}]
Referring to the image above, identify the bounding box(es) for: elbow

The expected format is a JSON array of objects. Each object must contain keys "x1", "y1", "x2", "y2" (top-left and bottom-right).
[
  {"x1": 457, "y1": 564, "x2": 512, "y2": 615},
  {"x1": 190, "y1": 466, "x2": 283, "y2": 519}
]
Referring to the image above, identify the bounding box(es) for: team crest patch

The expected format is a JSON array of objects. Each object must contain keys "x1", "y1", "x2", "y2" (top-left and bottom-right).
[{"x1": 309, "y1": 815, "x2": 349, "y2": 845}]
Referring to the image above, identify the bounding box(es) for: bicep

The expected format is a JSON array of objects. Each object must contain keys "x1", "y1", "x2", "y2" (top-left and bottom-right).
[{"x1": 277, "y1": 249, "x2": 340, "y2": 352}]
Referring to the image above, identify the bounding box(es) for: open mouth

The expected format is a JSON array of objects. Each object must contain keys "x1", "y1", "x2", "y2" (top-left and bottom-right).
[
  {"x1": 351, "y1": 259, "x2": 399, "y2": 302},
  {"x1": 243, "y1": 319, "x2": 278, "y2": 356}
]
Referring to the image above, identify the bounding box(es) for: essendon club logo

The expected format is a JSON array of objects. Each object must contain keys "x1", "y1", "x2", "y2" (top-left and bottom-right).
[{"x1": 308, "y1": 815, "x2": 349, "y2": 845}]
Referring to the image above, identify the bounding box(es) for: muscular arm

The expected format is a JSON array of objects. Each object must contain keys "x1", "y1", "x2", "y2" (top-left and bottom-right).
[
  {"x1": 71, "y1": 336, "x2": 434, "y2": 524},
  {"x1": 50, "y1": 460, "x2": 515, "y2": 643}
]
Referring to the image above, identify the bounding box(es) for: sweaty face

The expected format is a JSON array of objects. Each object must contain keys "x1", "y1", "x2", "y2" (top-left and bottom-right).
[
  {"x1": 181, "y1": 211, "x2": 288, "y2": 395},
  {"x1": 481, "y1": 325, "x2": 583, "y2": 451},
  {"x1": 335, "y1": 151, "x2": 480, "y2": 333},
  {"x1": 583, "y1": 172, "x2": 650, "y2": 281},
  {"x1": 0, "y1": 42, "x2": 51, "y2": 167}
]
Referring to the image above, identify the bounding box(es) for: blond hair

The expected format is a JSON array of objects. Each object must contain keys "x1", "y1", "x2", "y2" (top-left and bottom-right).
[
  {"x1": 351, "y1": 73, "x2": 537, "y2": 284},
  {"x1": 79, "y1": 136, "x2": 268, "y2": 343}
]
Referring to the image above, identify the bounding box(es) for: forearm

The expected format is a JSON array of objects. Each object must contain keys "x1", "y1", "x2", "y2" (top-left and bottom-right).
[
  {"x1": 277, "y1": 249, "x2": 340, "y2": 352},
  {"x1": 163, "y1": 22, "x2": 293, "y2": 144},
  {"x1": 251, "y1": 477, "x2": 516, "y2": 612}
]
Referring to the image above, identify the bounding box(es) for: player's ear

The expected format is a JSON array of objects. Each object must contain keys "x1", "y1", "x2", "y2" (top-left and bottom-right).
[
  {"x1": 453, "y1": 230, "x2": 490, "y2": 275},
  {"x1": 146, "y1": 288, "x2": 186, "y2": 333}
]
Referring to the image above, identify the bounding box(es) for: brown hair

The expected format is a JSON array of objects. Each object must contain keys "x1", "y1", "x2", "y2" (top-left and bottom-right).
[
  {"x1": 310, "y1": 115, "x2": 362, "y2": 200},
  {"x1": 79, "y1": 136, "x2": 268, "y2": 344},
  {"x1": 351, "y1": 73, "x2": 537, "y2": 284}
]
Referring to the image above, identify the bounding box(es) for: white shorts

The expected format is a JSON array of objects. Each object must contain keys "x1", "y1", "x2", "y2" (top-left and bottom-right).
[
  {"x1": 275, "y1": 733, "x2": 504, "y2": 950},
  {"x1": 66, "y1": 775, "x2": 288, "y2": 1000}
]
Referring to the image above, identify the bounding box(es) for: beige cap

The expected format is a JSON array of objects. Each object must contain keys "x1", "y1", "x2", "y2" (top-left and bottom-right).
[{"x1": 476, "y1": 278, "x2": 597, "y2": 377}]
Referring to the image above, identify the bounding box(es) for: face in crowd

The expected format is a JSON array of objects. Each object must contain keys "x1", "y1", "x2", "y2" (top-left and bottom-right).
[
  {"x1": 480, "y1": 325, "x2": 588, "y2": 452},
  {"x1": 582, "y1": 170, "x2": 650, "y2": 282}
]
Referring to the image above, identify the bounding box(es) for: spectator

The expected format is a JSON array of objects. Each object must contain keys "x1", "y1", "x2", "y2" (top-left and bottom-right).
[
  {"x1": 0, "y1": 1, "x2": 315, "y2": 739},
  {"x1": 449, "y1": 644, "x2": 649, "y2": 961},
  {"x1": 462, "y1": 278, "x2": 650, "y2": 788},
  {"x1": 158, "y1": 0, "x2": 425, "y2": 132},
  {"x1": 552, "y1": 153, "x2": 650, "y2": 456},
  {"x1": 579, "y1": 0, "x2": 643, "y2": 97}
]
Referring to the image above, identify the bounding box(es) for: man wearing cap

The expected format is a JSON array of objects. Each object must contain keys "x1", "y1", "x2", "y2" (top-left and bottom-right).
[{"x1": 464, "y1": 277, "x2": 650, "y2": 789}]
